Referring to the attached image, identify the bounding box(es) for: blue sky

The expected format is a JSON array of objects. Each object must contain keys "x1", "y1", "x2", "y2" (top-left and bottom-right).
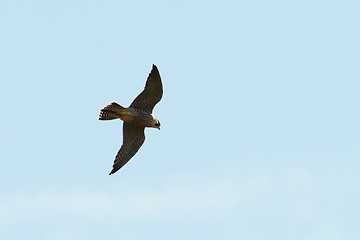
[{"x1": 0, "y1": 0, "x2": 359, "y2": 239}]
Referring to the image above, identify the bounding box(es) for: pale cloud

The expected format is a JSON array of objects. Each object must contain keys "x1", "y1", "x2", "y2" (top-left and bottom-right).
[
  {"x1": 0, "y1": 181, "x2": 238, "y2": 224},
  {"x1": 1, "y1": 166, "x2": 352, "y2": 232}
]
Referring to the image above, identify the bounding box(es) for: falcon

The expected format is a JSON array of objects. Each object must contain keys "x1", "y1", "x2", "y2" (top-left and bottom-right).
[{"x1": 99, "y1": 64, "x2": 163, "y2": 175}]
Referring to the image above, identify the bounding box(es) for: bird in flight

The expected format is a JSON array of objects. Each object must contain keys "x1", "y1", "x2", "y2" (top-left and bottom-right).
[{"x1": 98, "y1": 64, "x2": 163, "y2": 175}]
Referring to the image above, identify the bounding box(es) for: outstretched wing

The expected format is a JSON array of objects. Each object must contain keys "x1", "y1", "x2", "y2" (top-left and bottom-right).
[
  {"x1": 109, "y1": 122, "x2": 145, "y2": 175},
  {"x1": 130, "y1": 64, "x2": 163, "y2": 113}
]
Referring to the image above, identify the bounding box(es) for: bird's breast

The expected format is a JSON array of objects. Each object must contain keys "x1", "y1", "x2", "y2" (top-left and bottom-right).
[{"x1": 121, "y1": 108, "x2": 154, "y2": 127}]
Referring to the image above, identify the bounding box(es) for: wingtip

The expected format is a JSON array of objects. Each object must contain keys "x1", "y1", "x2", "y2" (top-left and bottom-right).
[{"x1": 109, "y1": 168, "x2": 117, "y2": 175}]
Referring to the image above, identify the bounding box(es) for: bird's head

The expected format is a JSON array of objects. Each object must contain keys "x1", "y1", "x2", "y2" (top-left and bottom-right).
[
  {"x1": 150, "y1": 114, "x2": 161, "y2": 130},
  {"x1": 153, "y1": 119, "x2": 161, "y2": 130}
]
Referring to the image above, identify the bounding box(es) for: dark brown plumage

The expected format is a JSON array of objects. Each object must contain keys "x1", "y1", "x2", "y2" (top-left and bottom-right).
[{"x1": 99, "y1": 64, "x2": 163, "y2": 175}]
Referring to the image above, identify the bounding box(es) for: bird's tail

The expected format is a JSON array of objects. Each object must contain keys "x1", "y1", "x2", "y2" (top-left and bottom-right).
[{"x1": 98, "y1": 102, "x2": 125, "y2": 120}]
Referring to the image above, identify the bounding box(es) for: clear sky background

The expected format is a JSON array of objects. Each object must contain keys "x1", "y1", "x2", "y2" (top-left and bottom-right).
[{"x1": 1, "y1": 0, "x2": 359, "y2": 239}]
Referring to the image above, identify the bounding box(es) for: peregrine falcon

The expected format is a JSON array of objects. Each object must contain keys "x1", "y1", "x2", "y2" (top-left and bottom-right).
[{"x1": 98, "y1": 64, "x2": 163, "y2": 175}]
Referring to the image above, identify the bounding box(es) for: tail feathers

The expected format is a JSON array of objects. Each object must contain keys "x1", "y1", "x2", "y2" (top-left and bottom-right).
[{"x1": 98, "y1": 102, "x2": 125, "y2": 120}]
